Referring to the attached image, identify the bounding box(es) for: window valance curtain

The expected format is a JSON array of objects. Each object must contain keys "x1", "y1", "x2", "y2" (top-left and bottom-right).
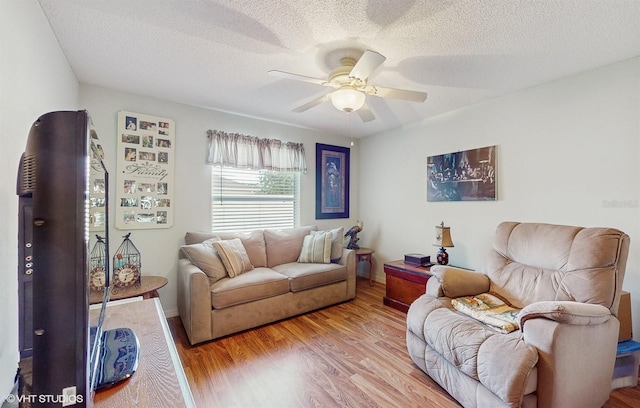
[{"x1": 206, "y1": 129, "x2": 307, "y2": 173}]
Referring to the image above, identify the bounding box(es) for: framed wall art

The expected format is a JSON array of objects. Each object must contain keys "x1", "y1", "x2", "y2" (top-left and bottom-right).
[
  {"x1": 316, "y1": 143, "x2": 350, "y2": 219},
  {"x1": 116, "y1": 111, "x2": 175, "y2": 229},
  {"x1": 427, "y1": 145, "x2": 496, "y2": 202}
]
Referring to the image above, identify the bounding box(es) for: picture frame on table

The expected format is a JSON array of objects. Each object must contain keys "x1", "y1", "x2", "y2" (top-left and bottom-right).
[{"x1": 316, "y1": 143, "x2": 350, "y2": 219}]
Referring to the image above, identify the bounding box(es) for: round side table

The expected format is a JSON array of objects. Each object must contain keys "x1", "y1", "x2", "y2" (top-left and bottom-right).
[
  {"x1": 355, "y1": 248, "x2": 375, "y2": 286},
  {"x1": 90, "y1": 275, "x2": 168, "y2": 304}
]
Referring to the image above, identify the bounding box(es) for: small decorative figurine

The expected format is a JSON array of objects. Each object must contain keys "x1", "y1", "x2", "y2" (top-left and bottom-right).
[{"x1": 344, "y1": 220, "x2": 364, "y2": 249}]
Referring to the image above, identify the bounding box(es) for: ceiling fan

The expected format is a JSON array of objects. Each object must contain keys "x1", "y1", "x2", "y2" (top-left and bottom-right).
[{"x1": 268, "y1": 50, "x2": 428, "y2": 122}]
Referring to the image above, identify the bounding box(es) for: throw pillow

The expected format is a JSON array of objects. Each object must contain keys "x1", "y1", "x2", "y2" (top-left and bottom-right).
[
  {"x1": 180, "y1": 237, "x2": 227, "y2": 283},
  {"x1": 298, "y1": 231, "x2": 332, "y2": 264},
  {"x1": 264, "y1": 226, "x2": 317, "y2": 267},
  {"x1": 210, "y1": 229, "x2": 267, "y2": 267},
  {"x1": 212, "y1": 238, "x2": 253, "y2": 277},
  {"x1": 312, "y1": 227, "x2": 344, "y2": 262}
]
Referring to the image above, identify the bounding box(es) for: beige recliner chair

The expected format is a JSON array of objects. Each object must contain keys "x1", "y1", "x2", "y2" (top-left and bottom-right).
[{"x1": 406, "y1": 222, "x2": 630, "y2": 408}]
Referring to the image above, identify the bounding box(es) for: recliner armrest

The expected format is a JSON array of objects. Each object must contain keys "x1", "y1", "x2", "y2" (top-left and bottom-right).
[
  {"x1": 519, "y1": 301, "x2": 612, "y2": 329},
  {"x1": 426, "y1": 265, "x2": 490, "y2": 298},
  {"x1": 520, "y1": 302, "x2": 619, "y2": 408}
]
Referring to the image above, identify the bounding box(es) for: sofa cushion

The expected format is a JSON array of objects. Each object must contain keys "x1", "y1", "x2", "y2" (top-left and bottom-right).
[
  {"x1": 180, "y1": 237, "x2": 227, "y2": 283},
  {"x1": 185, "y1": 231, "x2": 220, "y2": 245},
  {"x1": 186, "y1": 230, "x2": 267, "y2": 267},
  {"x1": 312, "y1": 227, "x2": 344, "y2": 262},
  {"x1": 210, "y1": 267, "x2": 290, "y2": 309},
  {"x1": 298, "y1": 232, "x2": 332, "y2": 263},
  {"x1": 424, "y1": 308, "x2": 538, "y2": 406},
  {"x1": 264, "y1": 225, "x2": 316, "y2": 267},
  {"x1": 212, "y1": 238, "x2": 253, "y2": 278},
  {"x1": 273, "y1": 262, "x2": 346, "y2": 292}
]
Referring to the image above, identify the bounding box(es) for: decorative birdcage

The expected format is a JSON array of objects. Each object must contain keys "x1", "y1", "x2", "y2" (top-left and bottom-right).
[
  {"x1": 89, "y1": 235, "x2": 107, "y2": 291},
  {"x1": 112, "y1": 233, "x2": 141, "y2": 288}
]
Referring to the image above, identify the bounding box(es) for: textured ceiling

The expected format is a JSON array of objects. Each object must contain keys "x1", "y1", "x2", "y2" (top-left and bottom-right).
[{"x1": 38, "y1": 0, "x2": 640, "y2": 138}]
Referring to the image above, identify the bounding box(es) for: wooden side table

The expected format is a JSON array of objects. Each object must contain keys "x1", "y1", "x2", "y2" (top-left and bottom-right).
[
  {"x1": 383, "y1": 260, "x2": 433, "y2": 312},
  {"x1": 355, "y1": 247, "x2": 375, "y2": 286},
  {"x1": 90, "y1": 275, "x2": 168, "y2": 304}
]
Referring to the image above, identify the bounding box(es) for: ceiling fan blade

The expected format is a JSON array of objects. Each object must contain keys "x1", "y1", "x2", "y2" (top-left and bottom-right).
[
  {"x1": 349, "y1": 50, "x2": 386, "y2": 81},
  {"x1": 292, "y1": 93, "x2": 332, "y2": 113},
  {"x1": 268, "y1": 70, "x2": 327, "y2": 86},
  {"x1": 356, "y1": 103, "x2": 375, "y2": 122},
  {"x1": 366, "y1": 85, "x2": 427, "y2": 103}
]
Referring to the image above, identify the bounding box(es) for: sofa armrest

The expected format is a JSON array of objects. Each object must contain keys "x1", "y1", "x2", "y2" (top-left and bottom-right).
[
  {"x1": 426, "y1": 265, "x2": 490, "y2": 298},
  {"x1": 519, "y1": 301, "x2": 612, "y2": 329},
  {"x1": 338, "y1": 248, "x2": 356, "y2": 299},
  {"x1": 177, "y1": 258, "x2": 212, "y2": 345},
  {"x1": 337, "y1": 248, "x2": 352, "y2": 266}
]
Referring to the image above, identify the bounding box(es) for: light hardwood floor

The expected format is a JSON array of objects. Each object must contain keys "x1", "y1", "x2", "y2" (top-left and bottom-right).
[{"x1": 168, "y1": 278, "x2": 640, "y2": 407}]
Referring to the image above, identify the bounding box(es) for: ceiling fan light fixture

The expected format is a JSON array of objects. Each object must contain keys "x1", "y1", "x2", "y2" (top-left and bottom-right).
[{"x1": 331, "y1": 86, "x2": 365, "y2": 113}]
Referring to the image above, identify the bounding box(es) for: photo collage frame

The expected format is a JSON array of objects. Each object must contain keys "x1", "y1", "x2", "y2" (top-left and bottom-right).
[{"x1": 116, "y1": 111, "x2": 175, "y2": 229}]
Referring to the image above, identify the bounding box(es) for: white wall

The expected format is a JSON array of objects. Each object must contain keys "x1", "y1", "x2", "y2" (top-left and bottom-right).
[
  {"x1": 0, "y1": 0, "x2": 80, "y2": 399},
  {"x1": 359, "y1": 57, "x2": 640, "y2": 339},
  {"x1": 79, "y1": 84, "x2": 360, "y2": 317}
]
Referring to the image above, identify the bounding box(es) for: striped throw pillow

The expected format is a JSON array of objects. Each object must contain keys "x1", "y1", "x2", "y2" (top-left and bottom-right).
[
  {"x1": 298, "y1": 232, "x2": 332, "y2": 264},
  {"x1": 212, "y1": 238, "x2": 253, "y2": 277}
]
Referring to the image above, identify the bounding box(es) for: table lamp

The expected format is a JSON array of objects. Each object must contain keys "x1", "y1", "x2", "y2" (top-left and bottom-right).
[{"x1": 433, "y1": 221, "x2": 454, "y2": 265}]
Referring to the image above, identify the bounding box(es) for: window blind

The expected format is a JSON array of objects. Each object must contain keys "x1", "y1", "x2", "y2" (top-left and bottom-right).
[{"x1": 211, "y1": 167, "x2": 299, "y2": 232}]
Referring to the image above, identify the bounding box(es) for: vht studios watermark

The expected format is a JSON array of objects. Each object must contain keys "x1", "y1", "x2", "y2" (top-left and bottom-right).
[
  {"x1": 601, "y1": 199, "x2": 639, "y2": 209},
  {"x1": 5, "y1": 393, "x2": 84, "y2": 406}
]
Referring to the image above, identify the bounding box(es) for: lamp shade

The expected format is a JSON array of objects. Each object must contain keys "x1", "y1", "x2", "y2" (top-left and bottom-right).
[
  {"x1": 433, "y1": 222, "x2": 454, "y2": 248},
  {"x1": 331, "y1": 86, "x2": 366, "y2": 112}
]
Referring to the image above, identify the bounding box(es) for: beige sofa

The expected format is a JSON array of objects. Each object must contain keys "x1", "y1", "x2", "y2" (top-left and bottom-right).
[
  {"x1": 407, "y1": 222, "x2": 629, "y2": 408},
  {"x1": 177, "y1": 226, "x2": 356, "y2": 344}
]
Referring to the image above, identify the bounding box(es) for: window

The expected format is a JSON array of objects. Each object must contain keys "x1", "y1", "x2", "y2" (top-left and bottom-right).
[{"x1": 211, "y1": 167, "x2": 299, "y2": 232}]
